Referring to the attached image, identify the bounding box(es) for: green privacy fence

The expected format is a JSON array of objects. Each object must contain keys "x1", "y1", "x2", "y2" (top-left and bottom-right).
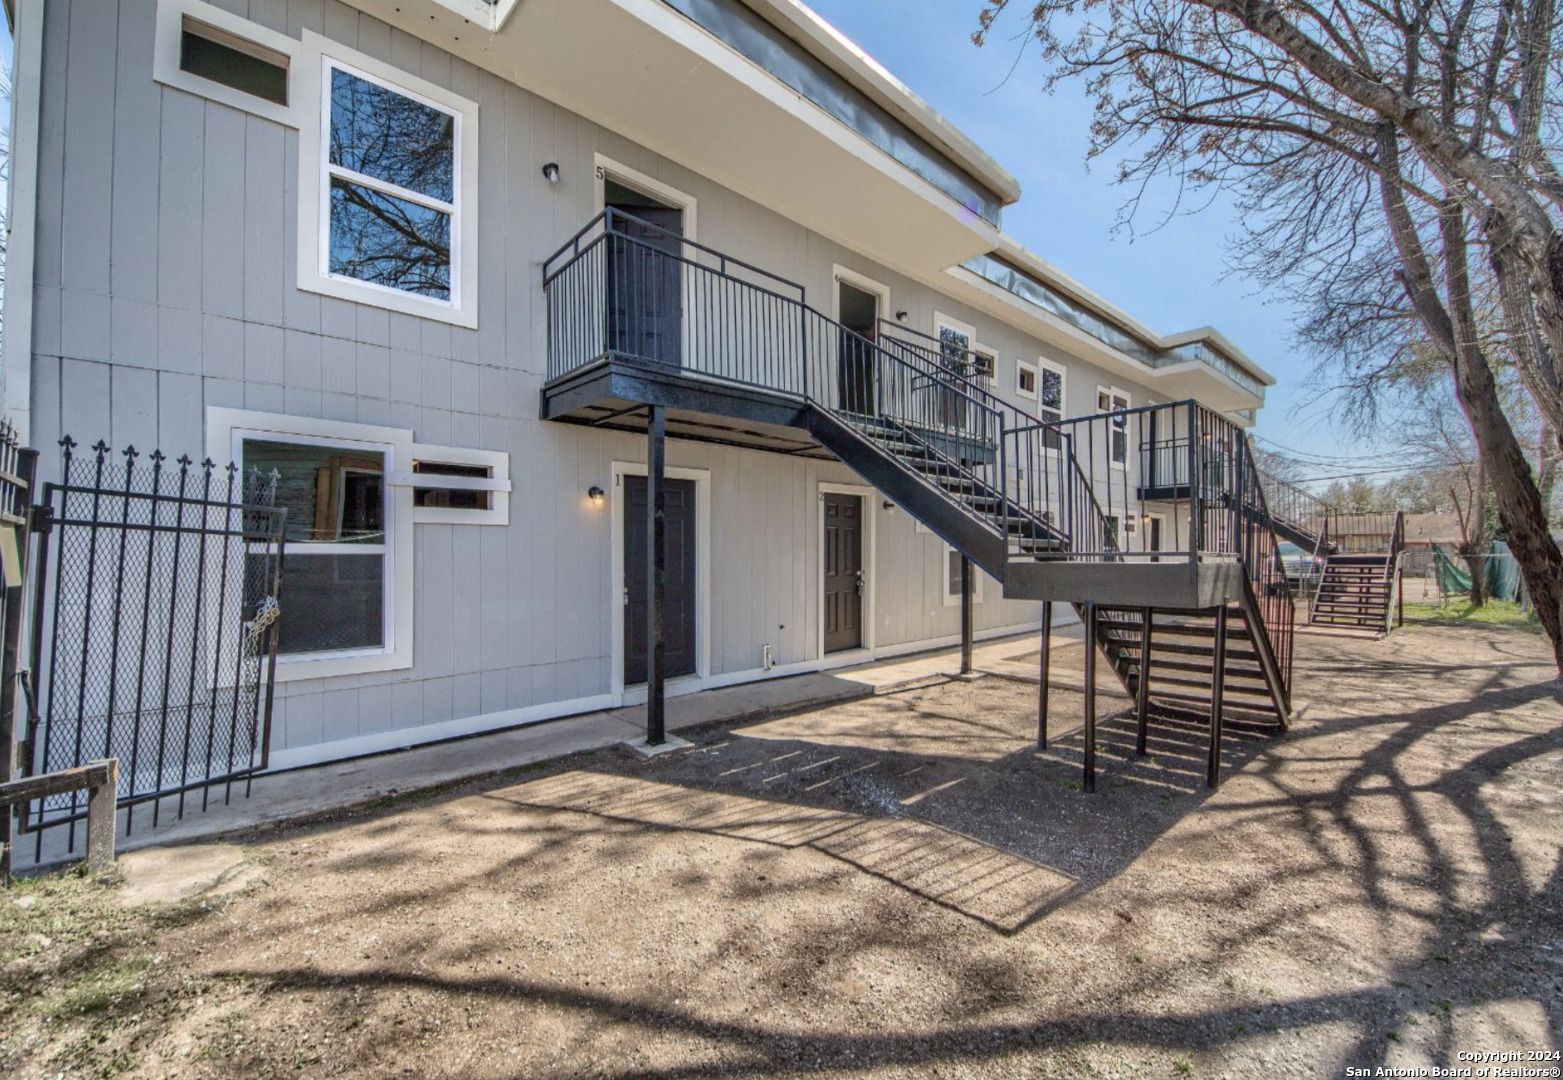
[{"x1": 1431, "y1": 541, "x2": 1526, "y2": 605}]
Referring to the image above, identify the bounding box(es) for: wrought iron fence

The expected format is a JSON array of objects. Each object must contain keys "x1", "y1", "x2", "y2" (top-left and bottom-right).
[{"x1": 22, "y1": 439, "x2": 287, "y2": 851}]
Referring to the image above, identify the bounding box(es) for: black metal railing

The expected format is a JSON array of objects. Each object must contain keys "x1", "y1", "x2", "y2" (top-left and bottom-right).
[
  {"x1": 24, "y1": 440, "x2": 288, "y2": 848},
  {"x1": 1257, "y1": 470, "x2": 1337, "y2": 550},
  {"x1": 543, "y1": 211, "x2": 1293, "y2": 699},
  {"x1": 544, "y1": 210, "x2": 1023, "y2": 537},
  {"x1": 1003, "y1": 401, "x2": 1203, "y2": 562}
]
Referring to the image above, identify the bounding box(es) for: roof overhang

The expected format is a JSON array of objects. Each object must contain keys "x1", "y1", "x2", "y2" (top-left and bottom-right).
[
  {"x1": 941, "y1": 264, "x2": 1269, "y2": 416},
  {"x1": 338, "y1": 0, "x2": 1005, "y2": 273}
]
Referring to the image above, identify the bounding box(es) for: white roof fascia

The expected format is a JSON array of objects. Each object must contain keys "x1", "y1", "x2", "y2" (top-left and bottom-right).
[{"x1": 741, "y1": 0, "x2": 1022, "y2": 205}]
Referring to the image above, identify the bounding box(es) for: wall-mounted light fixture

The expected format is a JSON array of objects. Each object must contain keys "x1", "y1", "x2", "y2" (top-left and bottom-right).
[
  {"x1": 587, "y1": 485, "x2": 605, "y2": 506},
  {"x1": 542, "y1": 162, "x2": 561, "y2": 185},
  {"x1": 883, "y1": 501, "x2": 895, "y2": 511},
  {"x1": 895, "y1": 310, "x2": 910, "y2": 323}
]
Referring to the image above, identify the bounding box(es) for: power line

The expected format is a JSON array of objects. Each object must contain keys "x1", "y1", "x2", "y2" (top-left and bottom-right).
[{"x1": 1251, "y1": 434, "x2": 1423, "y2": 467}]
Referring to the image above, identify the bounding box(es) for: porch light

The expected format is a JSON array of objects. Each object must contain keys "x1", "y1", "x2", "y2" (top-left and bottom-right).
[
  {"x1": 542, "y1": 162, "x2": 561, "y2": 184},
  {"x1": 895, "y1": 310, "x2": 909, "y2": 322},
  {"x1": 587, "y1": 485, "x2": 605, "y2": 507}
]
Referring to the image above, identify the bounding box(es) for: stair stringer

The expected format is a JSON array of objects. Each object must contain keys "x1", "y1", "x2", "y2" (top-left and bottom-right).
[{"x1": 805, "y1": 405, "x2": 1009, "y2": 579}]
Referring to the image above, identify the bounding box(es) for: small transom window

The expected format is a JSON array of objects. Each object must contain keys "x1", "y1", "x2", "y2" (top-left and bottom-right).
[
  {"x1": 180, "y1": 17, "x2": 290, "y2": 105},
  {"x1": 414, "y1": 461, "x2": 491, "y2": 511}
]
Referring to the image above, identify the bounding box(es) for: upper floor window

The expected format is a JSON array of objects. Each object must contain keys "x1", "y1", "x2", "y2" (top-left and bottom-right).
[
  {"x1": 1098, "y1": 386, "x2": 1131, "y2": 468},
  {"x1": 327, "y1": 64, "x2": 456, "y2": 301},
  {"x1": 297, "y1": 32, "x2": 480, "y2": 328},
  {"x1": 1016, "y1": 360, "x2": 1038, "y2": 400},
  {"x1": 154, "y1": 0, "x2": 301, "y2": 128},
  {"x1": 1039, "y1": 359, "x2": 1067, "y2": 451}
]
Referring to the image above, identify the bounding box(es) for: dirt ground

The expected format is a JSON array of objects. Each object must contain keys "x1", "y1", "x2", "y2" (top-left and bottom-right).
[{"x1": 4, "y1": 621, "x2": 1561, "y2": 1080}]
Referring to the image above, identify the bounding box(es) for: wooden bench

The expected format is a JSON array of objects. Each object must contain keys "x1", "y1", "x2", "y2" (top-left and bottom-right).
[{"x1": 0, "y1": 759, "x2": 119, "y2": 875}]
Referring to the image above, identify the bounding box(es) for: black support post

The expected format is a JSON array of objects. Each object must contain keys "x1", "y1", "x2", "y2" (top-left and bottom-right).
[
  {"x1": 1135, "y1": 607, "x2": 1152, "y2": 755},
  {"x1": 646, "y1": 407, "x2": 667, "y2": 746},
  {"x1": 1208, "y1": 605, "x2": 1228, "y2": 788},
  {"x1": 1083, "y1": 602, "x2": 1098, "y2": 793},
  {"x1": 959, "y1": 555, "x2": 974, "y2": 675},
  {"x1": 1036, "y1": 600, "x2": 1052, "y2": 749}
]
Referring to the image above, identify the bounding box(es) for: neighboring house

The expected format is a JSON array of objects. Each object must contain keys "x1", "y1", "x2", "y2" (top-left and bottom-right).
[
  {"x1": 1402, "y1": 512, "x2": 1465, "y2": 551},
  {"x1": 1, "y1": 0, "x2": 1274, "y2": 771}
]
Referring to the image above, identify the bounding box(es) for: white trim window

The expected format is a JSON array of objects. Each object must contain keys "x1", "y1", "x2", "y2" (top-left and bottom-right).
[
  {"x1": 408, "y1": 443, "x2": 511, "y2": 526},
  {"x1": 297, "y1": 32, "x2": 479, "y2": 327},
  {"x1": 153, "y1": 0, "x2": 302, "y2": 127},
  {"x1": 208, "y1": 409, "x2": 415, "y2": 681},
  {"x1": 970, "y1": 345, "x2": 997, "y2": 383},
  {"x1": 1039, "y1": 358, "x2": 1067, "y2": 452},
  {"x1": 943, "y1": 546, "x2": 984, "y2": 607},
  {"x1": 933, "y1": 312, "x2": 976, "y2": 376},
  {"x1": 1097, "y1": 385, "x2": 1131, "y2": 469},
  {"x1": 1016, "y1": 359, "x2": 1038, "y2": 401}
]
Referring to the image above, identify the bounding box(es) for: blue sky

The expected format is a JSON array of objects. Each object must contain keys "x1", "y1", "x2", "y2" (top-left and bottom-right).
[{"x1": 805, "y1": 0, "x2": 1352, "y2": 461}]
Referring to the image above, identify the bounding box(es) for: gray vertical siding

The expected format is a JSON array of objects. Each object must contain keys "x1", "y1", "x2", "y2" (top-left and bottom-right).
[{"x1": 26, "y1": 0, "x2": 1174, "y2": 760}]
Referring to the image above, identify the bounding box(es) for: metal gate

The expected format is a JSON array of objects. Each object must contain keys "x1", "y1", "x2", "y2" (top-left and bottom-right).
[{"x1": 23, "y1": 438, "x2": 287, "y2": 842}]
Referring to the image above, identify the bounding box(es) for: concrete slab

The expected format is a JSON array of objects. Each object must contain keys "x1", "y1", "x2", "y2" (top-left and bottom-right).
[
  {"x1": 14, "y1": 630, "x2": 1086, "y2": 872},
  {"x1": 623, "y1": 734, "x2": 694, "y2": 757},
  {"x1": 114, "y1": 843, "x2": 262, "y2": 907},
  {"x1": 608, "y1": 671, "x2": 875, "y2": 734},
  {"x1": 13, "y1": 711, "x2": 641, "y2": 873}
]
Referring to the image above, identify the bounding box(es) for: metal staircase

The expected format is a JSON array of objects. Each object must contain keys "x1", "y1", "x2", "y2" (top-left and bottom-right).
[
  {"x1": 543, "y1": 209, "x2": 1301, "y2": 788},
  {"x1": 1253, "y1": 469, "x2": 1406, "y2": 634},
  {"x1": 1309, "y1": 512, "x2": 1405, "y2": 632}
]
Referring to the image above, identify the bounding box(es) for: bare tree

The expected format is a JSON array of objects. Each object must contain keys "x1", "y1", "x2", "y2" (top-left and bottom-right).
[{"x1": 977, "y1": 0, "x2": 1563, "y2": 670}]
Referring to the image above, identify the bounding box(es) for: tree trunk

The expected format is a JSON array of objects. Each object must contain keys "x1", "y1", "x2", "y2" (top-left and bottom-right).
[
  {"x1": 1541, "y1": 423, "x2": 1560, "y2": 524},
  {"x1": 1463, "y1": 458, "x2": 1491, "y2": 607},
  {"x1": 1374, "y1": 141, "x2": 1563, "y2": 671},
  {"x1": 1449, "y1": 349, "x2": 1563, "y2": 669}
]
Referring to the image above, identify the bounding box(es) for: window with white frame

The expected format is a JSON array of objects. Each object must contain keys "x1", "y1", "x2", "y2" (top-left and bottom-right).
[
  {"x1": 244, "y1": 435, "x2": 392, "y2": 657},
  {"x1": 934, "y1": 313, "x2": 976, "y2": 375},
  {"x1": 408, "y1": 444, "x2": 511, "y2": 526},
  {"x1": 1097, "y1": 386, "x2": 1130, "y2": 468},
  {"x1": 297, "y1": 32, "x2": 479, "y2": 327},
  {"x1": 153, "y1": 0, "x2": 301, "y2": 127},
  {"x1": 211, "y1": 408, "x2": 415, "y2": 681},
  {"x1": 970, "y1": 346, "x2": 997, "y2": 383},
  {"x1": 1039, "y1": 358, "x2": 1067, "y2": 451},
  {"x1": 943, "y1": 546, "x2": 984, "y2": 606},
  {"x1": 1016, "y1": 359, "x2": 1038, "y2": 400}
]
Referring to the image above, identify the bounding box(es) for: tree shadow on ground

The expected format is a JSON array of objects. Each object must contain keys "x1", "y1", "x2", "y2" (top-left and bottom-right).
[{"x1": 181, "y1": 632, "x2": 1563, "y2": 1079}]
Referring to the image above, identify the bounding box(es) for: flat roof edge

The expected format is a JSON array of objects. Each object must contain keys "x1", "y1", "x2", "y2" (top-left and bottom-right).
[
  {"x1": 983, "y1": 237, "x2": 1274, "y2": 386},
  {"x1": 743, "y1": 0, "x2": 1022, "y2": 206}
]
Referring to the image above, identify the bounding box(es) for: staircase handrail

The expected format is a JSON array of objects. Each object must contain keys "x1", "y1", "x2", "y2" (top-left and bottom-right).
[
  {"x1": 1207, "y1": 405, "x2": 1295, "y2": 705},
  {"x1": 1255, "y1": 466, "x2": 1339, "y2": 553}
]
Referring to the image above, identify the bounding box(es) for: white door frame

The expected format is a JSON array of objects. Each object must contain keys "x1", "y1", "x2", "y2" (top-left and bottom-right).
[
  {"x1": 595, "y1": 154, "x2": 698, "y2": 240},
  {"x1": 817, "y1": 482, "x2": 877, "y2": 661},
  {"x1": 831, "y1": 265, "x2": 890, "y2": 329},
  {"x1": 610, "y1": 461, "x2": 713, "y2": 706}
]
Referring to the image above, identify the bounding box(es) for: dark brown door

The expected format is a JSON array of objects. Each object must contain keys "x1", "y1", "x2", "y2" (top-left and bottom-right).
[
  {"x1": 823, "y1": 493, "x2": 864, "y2": 654},
  {"x1": 624, "y1": 476, "x2": 697, "y2": 685}
]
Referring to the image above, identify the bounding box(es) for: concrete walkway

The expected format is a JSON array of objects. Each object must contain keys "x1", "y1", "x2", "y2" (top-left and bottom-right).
[{"x1": 13, "y1": 627, "x2": 1108, "y2": 871}]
